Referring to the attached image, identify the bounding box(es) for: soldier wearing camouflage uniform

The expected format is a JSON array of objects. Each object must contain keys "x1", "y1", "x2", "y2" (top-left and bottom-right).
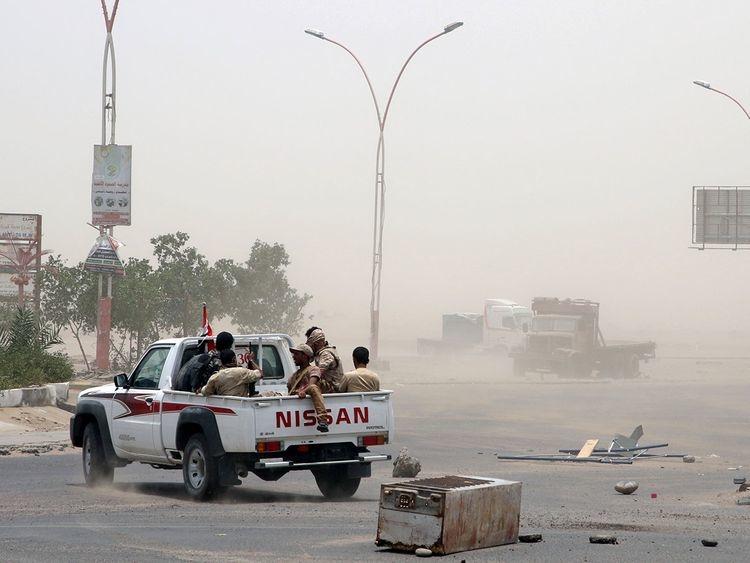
[{"x1": 306, "y1": 328, "x2": 344, "y2": 392}]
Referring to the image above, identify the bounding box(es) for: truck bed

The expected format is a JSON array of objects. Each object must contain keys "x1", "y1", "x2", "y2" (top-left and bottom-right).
[{"x1": 160, "y1": 389, "x2": 394, "y2": 453}]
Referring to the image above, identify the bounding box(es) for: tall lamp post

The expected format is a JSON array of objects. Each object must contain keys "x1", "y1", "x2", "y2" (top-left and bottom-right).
[
  {"x1": 305, "y1": 22, "x2": 463, "y2": 361},
  {"x1": 693, "y1": 80, "x2": 750, "y2": 119}
]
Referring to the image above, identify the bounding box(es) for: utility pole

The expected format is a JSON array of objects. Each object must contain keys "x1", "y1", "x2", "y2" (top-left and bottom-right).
[
  {"x1": 305, "y1": 22, "x2": 463, "y2": 361},
  {"x1": 94, "y1": 0, "x2": 120, "y2": 371}
]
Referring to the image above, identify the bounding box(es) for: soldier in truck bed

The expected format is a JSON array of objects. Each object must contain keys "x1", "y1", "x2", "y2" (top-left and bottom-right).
[
  {"x1": 200, "y1": 349, "x2": 262, "y2": 397},
  {"x1": 287, "y1": 343, "x2": 329, "y2": 433},
  {"x1": 171, "y1": 331, "x2": 234, "y2": 392},
  {"x1": 306, "y1": 327, "x2": 344, "y2": 392}
]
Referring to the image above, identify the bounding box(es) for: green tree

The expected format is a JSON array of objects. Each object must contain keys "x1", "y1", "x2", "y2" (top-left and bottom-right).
[
  {"x1": 0, "y1": 307, "x2": 73, "y2": 389},
  {"x1": 226, "y1": 241, "x2": 311, "y2": 335},
  {"x1": 150, "y1": 232, "x2": 229, "y2": 337},
  {"x1": 111, "y1": 257, "x2": 164, "y2": 365},
  {"x1": 37, "y1": 256, "x2": 98, "y2": 372}
]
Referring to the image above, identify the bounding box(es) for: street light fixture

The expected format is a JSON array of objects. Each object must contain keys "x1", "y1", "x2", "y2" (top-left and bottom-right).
[
  {"x1": 306, "y1": 23, "x2": 463, "y2": 361},
  {"x1": 693, "y1": 80, "x2": 750, "y2": 120}
]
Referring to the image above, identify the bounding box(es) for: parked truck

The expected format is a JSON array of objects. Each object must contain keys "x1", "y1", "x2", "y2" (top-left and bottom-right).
[
  {"x1": 510, "y1": 298, "x2": 655, "y2": 378},
  {"x1": 417, "y1": 298, "x2": 532, "y2": 355},
  {"x1": 70, "y1": 334, "x2": 393, "y2": 501}
]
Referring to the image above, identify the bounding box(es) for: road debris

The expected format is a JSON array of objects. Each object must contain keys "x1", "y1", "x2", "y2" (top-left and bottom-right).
[
  {"x1": 589, "y1": 534, "x2": 618, "y2": 544},
  {"x1": 518, "y1": 534, "x2": 543, "y2": 543},
  {"x1": 736, "y1": 498, "x2": 750, "y2": 506},
  {"x1": 497, "y1": 425, "x2": 688, "y2": 464},
  {"x1": 701, "y1": 539, "x2": 718, "y2": 547},
  {"x1": 614, "y1": 480, "x2": 639, "y2": 495},
  {"x1": 392, "y1": 447, "x2": 422, "y2": 478},
  {"x1": 414, "y1": 547, "x2": 433, "y2": 557},
  {"x1": 683, "y1": 455, "x2": 695, "y2": 463},
  {"x1": 376, "y1": 476, "x2": 521, "y2": 555}
]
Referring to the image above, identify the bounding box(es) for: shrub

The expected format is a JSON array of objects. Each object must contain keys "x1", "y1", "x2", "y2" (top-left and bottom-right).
[{"x1": 0, "y1": 307, "x2": 74, "y2": 390}]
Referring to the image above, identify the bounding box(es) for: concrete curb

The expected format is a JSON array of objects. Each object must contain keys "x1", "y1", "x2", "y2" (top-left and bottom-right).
[{"x1": 0, "y1": 383, "x2": 69, "y2": 408}]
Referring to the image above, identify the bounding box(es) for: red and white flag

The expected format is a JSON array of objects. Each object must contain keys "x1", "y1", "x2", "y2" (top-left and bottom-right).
[{"x1": 200, "y1": 302, "x2": 215, "y2": 351}]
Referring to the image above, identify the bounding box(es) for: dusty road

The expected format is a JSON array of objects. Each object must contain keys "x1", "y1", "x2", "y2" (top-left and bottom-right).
[{"x1": 1, "y1": 348, "x2": 749, "y2": 561}]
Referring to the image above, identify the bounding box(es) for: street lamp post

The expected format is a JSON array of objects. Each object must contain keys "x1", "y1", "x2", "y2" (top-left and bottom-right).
[
  {"x1": 305, "y1": 22, "x2": 463, "y2": 361},
  {"x1": 693, "y1": 80, "x2": 750, "y2": 120}
]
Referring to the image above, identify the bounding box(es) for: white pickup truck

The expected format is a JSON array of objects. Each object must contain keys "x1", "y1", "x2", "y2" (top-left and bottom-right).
[{"x1": 70, "y1": 334, "x2": 393, "y2": 500}]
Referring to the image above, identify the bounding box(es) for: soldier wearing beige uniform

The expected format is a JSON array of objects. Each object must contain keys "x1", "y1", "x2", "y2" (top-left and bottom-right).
[
  {"x1": 287, "y1": 343, "x2": 329, "y2": 433},
  {"x1": 340, "y1": 346, "x2": 380, "y2": 393},
  {"x1": 306, "y1": 328, "x2": 344, "y2": 392},
  {"x1": 200, "y1": 349, "x2": 262, "y2": 397}
]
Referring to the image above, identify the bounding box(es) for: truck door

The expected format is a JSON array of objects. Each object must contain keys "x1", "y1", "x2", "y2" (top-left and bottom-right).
[{"x1": 111, "y1": 346, "x2": 171, "y2": 458}]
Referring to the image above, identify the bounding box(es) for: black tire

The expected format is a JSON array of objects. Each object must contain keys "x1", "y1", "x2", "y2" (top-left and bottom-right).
[
  {"x1": 313, "y1": 466, "x2": 361, "y2": 499},
  {"x1": 182, "y1": 434, "x2": 222, "y2": 501},
  {"x1": 82, "y1": 423, "x2": 114, "y2": 487}
]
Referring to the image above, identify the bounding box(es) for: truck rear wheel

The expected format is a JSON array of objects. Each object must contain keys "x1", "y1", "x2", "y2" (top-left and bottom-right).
[
  {"x1": 82, "y1": 423, "x2": 114, "y2": 487},
  {"x1": 313, "y1": 466, "x2": 361, "y2": 499},
  {"x1": 183, "y1": 434, "x2": 222, "y2": 501}
]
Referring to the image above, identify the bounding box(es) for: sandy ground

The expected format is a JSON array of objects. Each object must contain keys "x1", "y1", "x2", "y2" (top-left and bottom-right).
[{"x1": 0, "y1": 335, "x2": 749, "y2": 559}]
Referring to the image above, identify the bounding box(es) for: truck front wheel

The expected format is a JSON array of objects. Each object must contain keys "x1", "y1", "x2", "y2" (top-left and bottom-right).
[
  {"x1": 82, "y1": 423, "x2": 114, "y2": 487},
  {"x1": 313, "y1": 466, "x2": 361, "y2": 499},
  {"x1": 183, "y1": 434, "x2": 222, "y2": 501}
]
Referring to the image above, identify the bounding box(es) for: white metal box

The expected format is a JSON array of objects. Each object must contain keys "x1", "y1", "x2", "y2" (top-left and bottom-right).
[{"x1": 375, "y1": 475, "x2": 521, "y2": 555}]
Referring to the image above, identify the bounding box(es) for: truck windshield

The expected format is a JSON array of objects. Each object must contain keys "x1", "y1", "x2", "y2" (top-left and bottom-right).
[{"x1": 532, "y1": 317, "x2": 577, "y2": 332}]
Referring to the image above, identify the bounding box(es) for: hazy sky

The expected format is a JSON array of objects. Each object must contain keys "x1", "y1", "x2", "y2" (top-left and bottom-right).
[{"x1": 2, "y1": 1, "x2": 749, "y2": 343}]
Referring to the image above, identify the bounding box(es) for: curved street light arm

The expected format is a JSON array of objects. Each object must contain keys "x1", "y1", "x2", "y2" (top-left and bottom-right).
[
  {"x1": 318, "y1": 37, "x2": 383, "y2": 130},
  {"x1": 382, "y1": 30, "x2": 449, "y2": 129},
  {"x1": 703, "y1": 85, "x2": 750, "y2": 121}
]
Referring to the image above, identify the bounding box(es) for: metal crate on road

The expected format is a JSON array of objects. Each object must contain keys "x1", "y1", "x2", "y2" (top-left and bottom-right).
[{"x1": 375, "y1": 475, "x2": 521, "y2": 555}]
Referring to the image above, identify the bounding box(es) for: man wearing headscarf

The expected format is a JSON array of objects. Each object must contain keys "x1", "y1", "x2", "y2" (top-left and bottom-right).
[{"x1": 305, "y1": 327, "x2": 344, "y2": 392}]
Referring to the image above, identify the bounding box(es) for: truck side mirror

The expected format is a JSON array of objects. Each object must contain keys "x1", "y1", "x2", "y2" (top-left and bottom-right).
[{"x1": 114, "y1": 373, "x2": 129, "y2": 389}]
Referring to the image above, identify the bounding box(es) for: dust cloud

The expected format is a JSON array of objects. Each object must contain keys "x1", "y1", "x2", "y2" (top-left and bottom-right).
[{"x1": 1, "y1": 1, "x2": 748, "y2": 352}]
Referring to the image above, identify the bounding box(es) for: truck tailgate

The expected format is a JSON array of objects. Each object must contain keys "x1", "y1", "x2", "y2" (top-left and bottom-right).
[{"x1": 253, "y1": 391, "x2": 393, "y2": 445}]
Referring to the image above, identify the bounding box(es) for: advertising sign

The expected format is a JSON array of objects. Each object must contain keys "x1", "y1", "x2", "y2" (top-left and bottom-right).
[
  {"x1": 0, "y1": 243, "x2": 23, "y2": 269},
  {"x1": 0, "y1": 214, "x2": 39, "y2": 241},
  {"x1": 693, "y1": 186, "x2": 750, "y2": 246},
  {"x1": 92, "y1": 144, "x2": 132, "y2": 226},
  {"x1": 0, "y1": 272, "x2": 34, "y2": 298},
  {"x1": 84, "y1": 234, "x2": 125, "y2": 276}
]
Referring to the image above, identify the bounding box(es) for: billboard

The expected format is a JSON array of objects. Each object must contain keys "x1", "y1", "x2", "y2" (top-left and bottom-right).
[
  {"x1": 0, "y1": 214, "x2": 40, "y2": 241},
  {"x1": 92, "y1": 144, "x2": 132, "y2": 226},
  {"x1": 692, "y1": 187, "x2": 750, "y2": 247},
  {"x1": 0, "y1": 273, "x2": 34, "y2": 298}
]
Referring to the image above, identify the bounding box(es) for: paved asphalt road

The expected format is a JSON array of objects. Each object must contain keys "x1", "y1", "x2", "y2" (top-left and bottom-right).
[{"x1": 1, "y1": 354, "x2": 750, "y2": 561}]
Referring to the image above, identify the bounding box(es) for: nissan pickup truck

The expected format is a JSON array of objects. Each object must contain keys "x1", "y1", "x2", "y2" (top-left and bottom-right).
[{"x1": 70, "y1": 334, "x2": 393, "y2": 501}]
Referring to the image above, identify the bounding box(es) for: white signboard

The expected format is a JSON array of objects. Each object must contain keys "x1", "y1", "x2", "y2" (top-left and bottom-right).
[
  {"x1": 0, "y1": 214, "x2": 39, "y2": 241},
  {"x1": 0, "y1": 243, "x2": 23, "y2": 268},
  {"x1": 0, "y1": 272, "x2": 34, "y2": 298},
  {"x1": 92, "y1": 144, "x2": 132, "y2": 226}
]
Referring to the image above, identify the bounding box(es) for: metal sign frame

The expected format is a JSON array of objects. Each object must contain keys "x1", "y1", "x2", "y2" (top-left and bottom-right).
[{"x1": 691, "y1": 186, "x2": 750, "y2": 250}]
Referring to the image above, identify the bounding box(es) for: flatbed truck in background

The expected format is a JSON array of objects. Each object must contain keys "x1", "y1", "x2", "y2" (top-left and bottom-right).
[{"x1": 510, "y1": 298, "x2": 655, "y2": 378}]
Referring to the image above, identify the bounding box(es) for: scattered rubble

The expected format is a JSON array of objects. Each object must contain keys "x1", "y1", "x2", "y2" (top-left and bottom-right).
[
  {"x1": 392, "y1": 447, "x2": 421, "y2": 478},
  {"x1": 414, "y1": 547, "x2": 433, "y2": 557},
  {"x1": 735, "y1": 498, "x2": 750, "y2": 506},
  {"x1": 614, "y1": 480, "x2": 639, "y2": 495},
  {"x1": 683, "y1": 455, "x2": 695, "y2": 463},
  {"x1": 701, "y1": 539, "x2": 718, "y2": 547},
  {"x1": 518, "y1": 534, "x2": 543, "y2": 543}
]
